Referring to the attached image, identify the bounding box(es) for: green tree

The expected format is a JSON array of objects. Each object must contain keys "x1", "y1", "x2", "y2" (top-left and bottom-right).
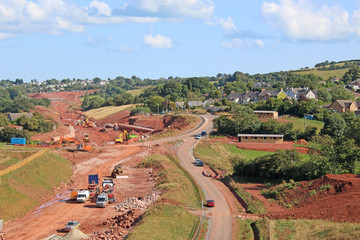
[
  {"x1": 149, "y1": 96, "x2": 164, "y2": 113},
  {"x1": 330, "y1": 86, "x2": 354, "y2": 102},
  {"x1": 320, "y1": 113, "x2": 346, "y2": 139},
  {"x1": 342, "y1": 66, "x2": 360, "y2": 84}
]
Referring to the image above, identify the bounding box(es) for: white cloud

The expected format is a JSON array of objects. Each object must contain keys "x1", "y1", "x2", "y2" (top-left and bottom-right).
[
  {"x1": 209, "y1": 17, "x2": 237, "y2": 32},
  {"x1": 133, "y1": 0, "x2": 214, "y2": 19},
  {"x1": 261, "y1": 0, "x2": 354, "y2": 41},
  {"x1": 89, "y1": 1, "x2": 111, "y2": 16},
  {"x1": 255, "y1": 39, "x2": 265, "y2": 48},
  {"x1": 222, "y1": 38, "x2": 266, "y2": 49},
  {"x1": 143, "y1": 33, "x2": 173, "y2": 49},
  {"x1": 0, "y1": 32, "x2": 15, "y2": 39}
]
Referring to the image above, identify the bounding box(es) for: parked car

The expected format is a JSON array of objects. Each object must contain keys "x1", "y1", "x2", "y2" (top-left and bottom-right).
[
  {"x1": 201, "y1": 131, "x2": 207, "y2": 137},
  {"x1": 205, "y1": 200, "x2": 215, "y2": 207},
  {"x1": 194, "y1": 159, "x2": 201, "y2": 165},
  {"x1": 197, "y1": 160, "x2": 204, "y2": 166},
  {"x1": 195, "y1": 135, "x2": 202, "y2": 139},
  {"x1": 64, "y1": 220, "x2": 80, "y2": 232}
]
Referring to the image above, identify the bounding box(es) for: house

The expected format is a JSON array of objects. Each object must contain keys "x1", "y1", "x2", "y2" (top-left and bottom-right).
[
  {"x1": 254, "y1": 110, "x2": 279, "y2": 119},
  {"x1": 8, "y1": 113, "x2": 34, "y2": 121},
  {"x1": 204, "y1": 98, "x2": 221, "y2": 106},
  {"x1": 227, "y1": 92, "x2": 244, "y2": 104},
  {"x1": 257, "y1": 88, "x2": 287, "y2": 101},
  {"x1": 175, "y1": 102, "x2": 185, "y2": 109},
  {"x1": 347, "y1": 79, "x2": 360, "y2": 90},
  {"x1": 239, "y1": 91, "x2": 260, "y2": 104},
  {"x1": 285, "y1": 88, "x2": 316, "y2": 100},
  {"x1": 188, "y1": 101, "x2": 204, "y2": 108},
  {"x1": 327, "y1": 100, "x2": 358, "y2": 112},
  {"x1": 238, "y1": 134, "x2": 284, "y2": 143}
]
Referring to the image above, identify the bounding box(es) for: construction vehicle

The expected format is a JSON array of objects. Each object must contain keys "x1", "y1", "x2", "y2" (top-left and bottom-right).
[
  {"x1": 83, "y1": 134, "x2": 90, "y2": 142},
  {"x1": 54, "y1": 137, "x2": 92, "y2": 152},
  {"x1": 102, "y1": 179, "x2": 114, "y2": 194},
  {"x1": 115, "y1": 130, "x2": 128, "y2": 144},
  {"x1": 108, "y1": 193, "x2": 116, "y2": 204},
  {"x1": 70, "y1": 190, "x2": 78, "y2": 201},
  {"x1": 96, "y1": 193, "x2": 108, "y2": 208},
  {"x1": 76, "y1": 190, "x2": 90, "y2": 203},
  {"x1": 88, "y1": 174, "x2": 100, "y2": 199},
  {"x1": 111, "y1": 165, "x2": 123, "y2": 178}
]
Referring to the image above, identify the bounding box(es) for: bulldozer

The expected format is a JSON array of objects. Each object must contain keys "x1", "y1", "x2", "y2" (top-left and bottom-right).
[
  {"x1": 115, "y1": 130, "x2": 128, "y2": 144},
  {"x1": 111, "y1": 165, "x2": 123, "y2": 178},
  {"x1": 55, "y1": 137, "x2": 92, "y2": 152}
]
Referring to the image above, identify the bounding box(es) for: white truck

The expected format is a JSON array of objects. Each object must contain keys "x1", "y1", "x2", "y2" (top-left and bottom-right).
[
  {"x1": 76, "y1": 190, "x2": 90, "y2": 203},
  {"x1": 96, "y1": 193, "x2": 109, "y2": 208}
]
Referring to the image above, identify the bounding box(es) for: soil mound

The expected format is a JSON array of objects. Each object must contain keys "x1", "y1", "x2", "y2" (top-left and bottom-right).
[{"x1": 266, "y1": 174, "x2": 360, "y2": 222}]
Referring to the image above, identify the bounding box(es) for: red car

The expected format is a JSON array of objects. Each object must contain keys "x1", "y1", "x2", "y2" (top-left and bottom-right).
[{"x1": 205, "y1": 200, "x2": 215, "y2": 207}]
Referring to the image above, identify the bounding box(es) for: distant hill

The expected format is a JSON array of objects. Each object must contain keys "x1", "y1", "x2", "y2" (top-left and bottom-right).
[{"x1": 291, "y1": 60, "x2": 360, "y2": 80}]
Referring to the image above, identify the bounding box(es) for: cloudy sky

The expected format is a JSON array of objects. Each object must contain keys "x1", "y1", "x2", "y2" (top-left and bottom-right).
[{"x1": 0, "y1": 0, "x2": 359, "y2": 82}]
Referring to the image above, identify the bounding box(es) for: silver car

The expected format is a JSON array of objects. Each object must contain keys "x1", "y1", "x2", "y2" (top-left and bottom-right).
[{"x1": 64, "y1": 220, "x2": 80, "y2": 232}]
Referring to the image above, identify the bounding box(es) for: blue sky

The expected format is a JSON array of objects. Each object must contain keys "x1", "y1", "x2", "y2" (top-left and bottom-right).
[{"x1": 0, "y1": 0, "x2": 360, "y2": 82}]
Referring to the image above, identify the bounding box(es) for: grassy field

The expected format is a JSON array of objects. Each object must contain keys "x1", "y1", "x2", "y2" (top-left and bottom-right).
[
  {"x1": 0, "y1": 150, "x2": 72, "y2": 220},
  {"x1": 194, "y1": 142, "x2": 272, "y2": 174},
  {"x1": 127, "y1": 154, "x2": 202, "y2": 240},
  {"x1": 282, "y1": 117, "x2": 324, "y2": 133},
  {"x1": 127, "y1": 86, "x2": 152, "y2": 96},
  {"x1": 83, "y1": 104, "x2": 136, "y2": 120},
  {"x1": 0, "y1": 148, "x2": 39, "y2": 171},
  {"x1": 292, "y1": 67, "x2": 349, "y2": 80},
  {"x1": 270, "y1": 219, "x2": 360, "y2": 240}
]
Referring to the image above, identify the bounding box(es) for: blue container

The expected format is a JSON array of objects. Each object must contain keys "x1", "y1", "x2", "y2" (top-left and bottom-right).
[
  {"x1": 88, "y1": 174, "x2": 99, "y2": 184},
  {"x1": 10, "y1": 138, "x2": 26, "y2": 145}
]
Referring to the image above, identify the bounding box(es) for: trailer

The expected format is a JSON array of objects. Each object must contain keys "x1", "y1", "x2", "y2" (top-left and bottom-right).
[{"x1": 10, "y1": 138, "x2": 26, "y2": 145}]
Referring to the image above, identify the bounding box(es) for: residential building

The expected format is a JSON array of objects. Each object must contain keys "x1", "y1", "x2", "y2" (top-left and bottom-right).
[
  {"x1": 327, "y1": 100, "x2": 358, "y2": 112},
  {"x1": 285, "y1": 88, "x2": 316, "y2": 100},
  {"x1": 8, "y1": 113, "x2": 34, "y2": 121},
  {"x1": 238, "y1": 134, "x2": 284, "y2": 143},
  {"x1": 258, "y1": 88, "x2": 287, "y2": 101},
  {"x1": 188, "y1": 101, "x2": 204, "y2": 108}
]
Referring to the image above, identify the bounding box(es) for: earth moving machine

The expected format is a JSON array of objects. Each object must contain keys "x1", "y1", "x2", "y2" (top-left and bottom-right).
[
  {"x1": 111, "y1": 165, "x2": 123, "y2": 178},
  {"x1": 76, "y1": 190, "x2": 90, "y2": 203},
  {"x1": 96, "y1": 193, "x2": 108, "y2": 208},
  {"x1": 115, "y1": 130, "x2": 129, "y2": 144},
  {"x1": 102, "y1": 179, "x2": 114, "y2": 194},
  {"x1": 83, "y1": 134, "x2": 90, "y2": 142},
  {"x1": 55, "y1": 137, "x2": 92, "y2": 152},
  {"x1": 88, "y1": 174, "x2": 100, "y2": 199}
]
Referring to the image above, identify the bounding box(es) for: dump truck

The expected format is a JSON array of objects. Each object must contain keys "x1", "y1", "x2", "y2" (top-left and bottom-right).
[
  {"x1": 76, "y1": 190, "x2": 90, "y2": 203},
  {"x1": 111, "y1": 165, "x2": 123, "y2": 178},
  {"x1": 88, "y1": 174, "x2": 100, "y2": 199},
  {"x1": 102, "y1": 179, "x2": 114, "y2": 194}
]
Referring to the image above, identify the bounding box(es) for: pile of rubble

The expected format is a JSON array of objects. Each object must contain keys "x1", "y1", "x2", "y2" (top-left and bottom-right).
[
  {"x1": 115, "y1": 192, "x2": 161, "y2": 212},
  {"x1": 88, "y1": 210, "x2": 141, "y2": 240}
]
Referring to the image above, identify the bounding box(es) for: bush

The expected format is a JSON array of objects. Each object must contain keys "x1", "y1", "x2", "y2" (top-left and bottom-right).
[{"x1": 130, "y1": 106, "x2": 151, "y2": 116}]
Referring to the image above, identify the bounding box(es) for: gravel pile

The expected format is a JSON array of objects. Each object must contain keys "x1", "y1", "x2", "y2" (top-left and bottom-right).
[
  {"x1": 88, "y1": 210, "x2": 140, "y2": 240},
  {"x1": 114, "y1": 192, "x2": 161, "y2": 212}
]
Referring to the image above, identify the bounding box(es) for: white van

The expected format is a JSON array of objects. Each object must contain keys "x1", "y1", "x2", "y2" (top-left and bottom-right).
[
  {"x1": 76, "y1": 190, "x2": 90, "y2": 203},
  {"x1": 96, "y1": 193, "x2": 108, "y2": 208}
]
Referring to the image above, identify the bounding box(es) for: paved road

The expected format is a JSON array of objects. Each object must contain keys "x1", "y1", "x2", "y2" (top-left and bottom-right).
[{"x1": 174, "y1": 115, "x2": 232, "y2": 240}]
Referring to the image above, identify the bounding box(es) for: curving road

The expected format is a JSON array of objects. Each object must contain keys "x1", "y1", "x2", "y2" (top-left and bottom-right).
[{"x1": 169, "y1": 115, "x2": 232, "y2": 240}]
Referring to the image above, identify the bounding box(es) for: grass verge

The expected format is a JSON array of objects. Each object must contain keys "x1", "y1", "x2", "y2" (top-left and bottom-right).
[
  {"x1": 282, "y1": 117, "x2": 324, "y2": 133},
  {"x1": 0, "y1": 150, "x2": 72, "y2": 221},
  {"x1": 127, "y1": 154, "x2": 202, "y2": 240},
  {"x1": 270, "y1": 219, "x2": 360, "y2": 240}
]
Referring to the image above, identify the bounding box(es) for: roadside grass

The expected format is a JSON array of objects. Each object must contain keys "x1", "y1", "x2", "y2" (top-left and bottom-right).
[
  {"x1": 282, "y1": 117, "x2": 324, "y2": 133},
  {"x1": 237, "y1": 219, "x2": 254, "y2": 240},
  {"x1": 270, "y1": 219, "x2": 360, "y2": 240},
  {"x1": 147, "y1": 114, "x2": 199, "y2": 141},
  {"x1": 128, "y1": 154, "x2": 202, "y2": 240},
  {"x1": 83, "y1": 104, "x2": 136, "y2": 120},
  {"x1": 292, "y1": 68, "x2": 349, "y2": 80},
  {"x1": 0, "y1": 150, "x2": 38, "y2": 171},
  {"x1": 224, "y1": 144, "x2": 272, "y2": 160},
  {"x1": 0, "y1": 150, "x2": 72, "y2": 220},
  {"x1": 127, "y1": 87, "x2": 152, "y2": 96}
]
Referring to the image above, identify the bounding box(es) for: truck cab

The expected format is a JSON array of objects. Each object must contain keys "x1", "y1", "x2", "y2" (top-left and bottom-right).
[
  {"x1": 96, "y1": 193, "x2": 108, "y2": 208},
  {"x1": 76, "y1": 190, "x2": 90, "y2": 203}
]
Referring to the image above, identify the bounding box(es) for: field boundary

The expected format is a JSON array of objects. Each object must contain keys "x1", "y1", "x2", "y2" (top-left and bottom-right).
[{"x1": 0, "y1": 149, "x2": 48, "y2": 176}]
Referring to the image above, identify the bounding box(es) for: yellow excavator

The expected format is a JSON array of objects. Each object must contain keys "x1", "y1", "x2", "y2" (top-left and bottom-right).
[
  {"x1": 115, "y1": 130, "x2": 129, "y2": 144},
  {"x1": 111, "y1": 165, "x2": 123, "y2": 178}
]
